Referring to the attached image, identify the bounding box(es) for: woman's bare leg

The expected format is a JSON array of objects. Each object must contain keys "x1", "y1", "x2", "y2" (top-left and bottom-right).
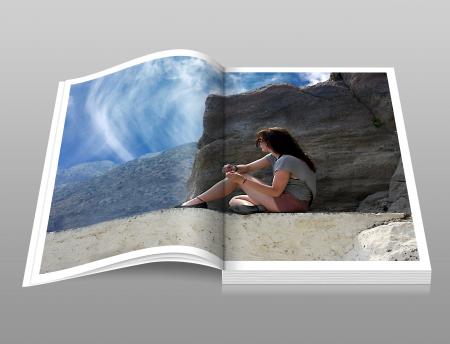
[
  {"x1": 182, "y1": 174, "x2": 281, "y2": 212},
  {"x1": 229, "y1": 195, "x2": 257, "y2": 207},
  {"x1": 181, "y1": 176, "x2": 239, "y2": 206},
  {"x1": 230, "y1": 174, "x2": 280, "y2": 212}
]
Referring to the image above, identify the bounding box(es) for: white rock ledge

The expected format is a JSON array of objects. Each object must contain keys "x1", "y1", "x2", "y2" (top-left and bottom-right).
[
  {"x1": 41, "y1": 210, "x2": 418, "y2": 274},
  {"x1": 41, "y1": 208, "x2": 223, "y2": 273},
  {"x1": 224, "y1": 212, "x2": 417, "y2": 261}
]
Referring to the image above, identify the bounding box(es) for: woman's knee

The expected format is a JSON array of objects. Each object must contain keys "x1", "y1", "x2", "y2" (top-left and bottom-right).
[
  {"x1": 229, "y1": 196, "x2": 240, "y2": 206},
  {"x1": 224, "y1": 176, "x2": 240, "y2": 185}
]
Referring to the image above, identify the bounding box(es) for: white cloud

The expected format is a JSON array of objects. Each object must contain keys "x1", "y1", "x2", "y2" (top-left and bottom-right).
[
  {"x1": 225, "y1": 73, "x2": 250, "y2": 96},
  {"x1": 84, "y1": 57, "x2": 222, "y2": 162},
  {"x1": 304, "y1": 72, "x2": 330, "y2": 86},
  {"x1": 224, "y1": 72, "x2": 331, "y2": 96}
]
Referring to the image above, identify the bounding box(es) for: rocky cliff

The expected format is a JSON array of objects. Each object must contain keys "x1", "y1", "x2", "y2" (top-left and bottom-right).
[
  {"x1": 55, "y1": 160, "x2": 118, "y2": 191},
  {"x1": 47, "y1": 142, "x2": 197, "y2": 232},
  {"x1": 186, "y1": 73, "x2": 411, "y2": 213}
]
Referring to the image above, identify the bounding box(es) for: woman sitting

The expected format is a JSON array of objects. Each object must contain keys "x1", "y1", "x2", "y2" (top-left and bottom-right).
[{"x1": 177, "y1": 127, "x2": 317, "y2": 215}]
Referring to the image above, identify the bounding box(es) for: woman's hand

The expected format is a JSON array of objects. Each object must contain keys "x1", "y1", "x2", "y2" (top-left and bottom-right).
[
  {"x1": 225, "y1": 171, "x2": 245, "y2": 184},
  {"x1": 222, "y1": 164, "x2": 236, "y2": 173}
]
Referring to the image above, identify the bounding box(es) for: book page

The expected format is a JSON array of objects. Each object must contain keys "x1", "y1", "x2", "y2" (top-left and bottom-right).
[
  {"x1": 24, "y1": 50, "x2": 227, "y2": 285},
  {"x1": 220, "y1": 68, "x2": 430, "y2": 277}
]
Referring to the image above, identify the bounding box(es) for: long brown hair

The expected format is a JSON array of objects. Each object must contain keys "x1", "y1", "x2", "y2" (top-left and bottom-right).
[{"x1": 255, "y1": 127, "x2": 316, "y2": 173}]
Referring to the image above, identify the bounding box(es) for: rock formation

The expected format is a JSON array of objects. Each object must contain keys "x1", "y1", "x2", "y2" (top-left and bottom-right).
[
  {"x1": 225, "y1": 211, "x2": 417, "y2": 261},
  {"x1": 186, "y1": 73, "x2": 411, "y2": 214},
  {"x1": 47, "y1": 142, "x2": 197, "y2": 232},
  {"x1": 55, "y1": 160, "x2": 118, "y2": 191},
  {"x1": 357, "y1": 158, "x2": 411, "y2": 214},
  {"x1": 41, "y1": 208, "x2": 224, "y2": 273},
  {"x1": 41, "y1": 209, "x2": 417, "y2": 273}
]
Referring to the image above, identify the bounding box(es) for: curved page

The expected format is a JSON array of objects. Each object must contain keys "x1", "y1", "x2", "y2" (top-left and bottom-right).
[{"x1": 23, "y1": 50, "x2": 226, "y2": 286}]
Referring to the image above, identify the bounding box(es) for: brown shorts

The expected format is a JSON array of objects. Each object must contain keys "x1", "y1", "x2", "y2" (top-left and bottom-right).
[{"x1": 271, "y1": 191, "x2": 310, "y2": 213}]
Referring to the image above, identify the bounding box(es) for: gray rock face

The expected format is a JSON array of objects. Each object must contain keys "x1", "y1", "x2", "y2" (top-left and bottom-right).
[
  {"x1": 338, "y1": 73, "x2": 397, "y2": 131},
  {"x1": 185, "y1": 96, "x2": 226, "y2": 209},
  {"x1": 55, "y1": 160, "x2": 118, "y2": 191},
  {"x1": 187, "y1": 73, "x2": 410, "y2": 212},
  {"x1": 357, "y1": 191, "x2": 390, "y2": 212},
  {"x1": 47, "y1": 142, "x2": 197, "y2": 232},
  {"x1": 358, "y1": 158, "x2": 411, "y2": 214},
  {"x1": 388, "y1": 159, "x2": 411, "y2": 213}
]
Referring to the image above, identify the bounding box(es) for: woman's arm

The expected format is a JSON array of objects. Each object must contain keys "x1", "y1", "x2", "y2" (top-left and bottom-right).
[
  {"x1": 227, "y1": 169, "x2": 290, "y2": 198},
  {"x1": 242, "y1": 170, "x2": 290, "y2": 197},
  {"x1": 236, "y1": 156, "x2": 271, "y2": 174}
]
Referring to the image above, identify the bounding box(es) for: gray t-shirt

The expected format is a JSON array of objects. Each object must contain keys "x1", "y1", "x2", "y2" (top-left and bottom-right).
[{"x1": 264, "y1": 153, "x2": 317, "y2": 202}]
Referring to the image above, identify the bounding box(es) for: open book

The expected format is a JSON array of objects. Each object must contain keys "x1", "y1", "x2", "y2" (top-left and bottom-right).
[{"x1": 23, "y1": 49, "x2": 431, "y2": 286}]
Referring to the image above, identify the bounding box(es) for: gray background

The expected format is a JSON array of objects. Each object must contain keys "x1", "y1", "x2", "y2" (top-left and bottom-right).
[{"x1": 1, "y1": 0, "x2": 448, "y2": 343}]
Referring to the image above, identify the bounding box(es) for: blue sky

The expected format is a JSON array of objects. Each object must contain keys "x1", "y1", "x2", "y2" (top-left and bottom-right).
[
  {"x1": 225, "y1": 71, "x2": 329, "y2": 96},
  {"x1": 57, "y1": 56, "x2": 329, "y2": 170}
]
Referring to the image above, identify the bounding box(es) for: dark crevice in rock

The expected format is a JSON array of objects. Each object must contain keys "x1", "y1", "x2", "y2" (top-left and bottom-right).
[
  {"x1": 297, "y1": 89, "x2": 333, "y2": 101},
  {"x1": 338, "y1": 74, "x2": 381, "y2": 126}
]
